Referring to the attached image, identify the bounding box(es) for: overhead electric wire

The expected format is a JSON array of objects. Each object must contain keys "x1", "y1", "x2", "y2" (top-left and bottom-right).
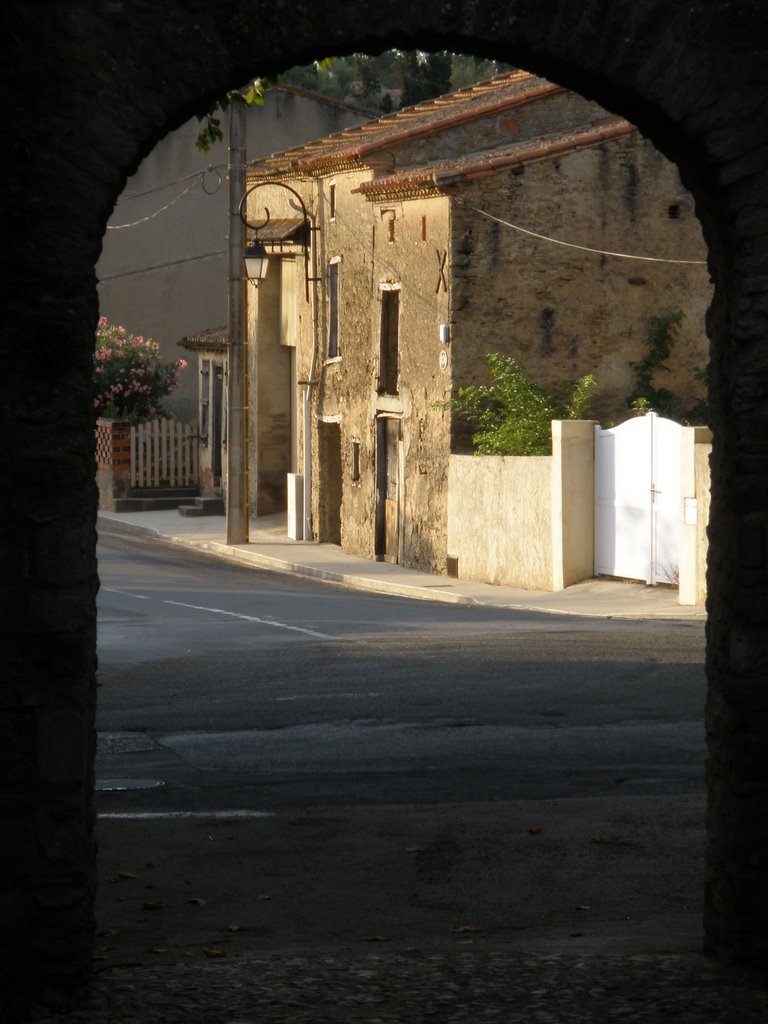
[
  {"x1": 107, "y1": 168, "x2": 225, "y2": 230},
  {"x1": 456, "y1": 198, "x2": 707, "y2": 266},
  {"x1": 106, "y1": 166, "x2": 708, "y2": 268}
]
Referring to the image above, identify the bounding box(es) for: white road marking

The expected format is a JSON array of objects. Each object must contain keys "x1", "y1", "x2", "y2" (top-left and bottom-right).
[
  {"x1": 97, "y1": 810, "x2": 275, "y2": 820},
  {"x1": 163, "y1": 599, "x2": 330, "y2": 638},
  {"x1": 102, "y1": 587, "x2": 151, "y2": 599},
  {"x1": 275, "y1": 692, "x2": 382, "y2": 702}
]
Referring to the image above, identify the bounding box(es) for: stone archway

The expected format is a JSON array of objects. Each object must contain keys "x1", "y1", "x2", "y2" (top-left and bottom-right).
[{"x1": 3, "y1": 0, "x2": 768, "y2": 1007}]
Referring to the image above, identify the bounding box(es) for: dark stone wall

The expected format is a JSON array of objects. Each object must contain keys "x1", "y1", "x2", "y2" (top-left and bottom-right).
[{"x1": 2, "y1": 0, "x2": 767, "y2": 1008}]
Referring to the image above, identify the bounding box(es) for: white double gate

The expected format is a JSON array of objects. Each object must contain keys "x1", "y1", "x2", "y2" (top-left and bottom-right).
[{"x1": 594, "y1": 413, "x2": 682, "y2": 585}]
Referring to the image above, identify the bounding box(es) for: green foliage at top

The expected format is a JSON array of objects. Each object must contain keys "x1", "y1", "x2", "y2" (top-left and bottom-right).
[
  {"x1": 399, "y1": 51, "x2": 453, "y2": 106},
  {"x1": 245, "y1": 52, "x2": 513, "y2": 117},
  {"x1": 195, "y1": 78, "x2": 276, "y2": 152},
  {"x1": 196, "y1": 54, "x2": 514, "y2": 148},
  {"x1": 448, "y1": 354, "x2": 596, "y2": 456}
]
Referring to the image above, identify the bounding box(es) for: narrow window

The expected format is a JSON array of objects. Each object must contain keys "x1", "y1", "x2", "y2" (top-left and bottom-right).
[
  {"x1": 327, "y1": 260, "x2": 340, "y2": 358},
  {"x1": 200, "y1": 359, "x2": 210, "y2": 445},
  {"x1": 329, "y1": 183, "x2": 336, "y2": 220},
  {"x1": 351, "y1": 440, "x2": 361, "y2": 482},
  {"x1": 381, "y1": 208, "x2": 396, "y2": 243},
  {"x1": 378, "y1": 288, "x2": 400, "y2": 395},
  {"x1": 421, "y1": 215, "x2": 427, "y2": 242}
]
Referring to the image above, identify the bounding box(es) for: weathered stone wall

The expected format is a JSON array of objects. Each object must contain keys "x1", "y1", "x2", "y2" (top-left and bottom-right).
[
  {"x1": 259, "y1": 83, "x2": 710, "y2": 576},
  {"x1": 392, "y1": 86, "x2": 609, "y2": 167},
  {"x1": 4, "y1": 0, "x2": 768, "y2": 1010},
  {"x1": 305, "y1": 173, "x2": 452, "y2": 572},
  {"x1": 451, "y1": 131, "x2": 710, "y2": 427}
]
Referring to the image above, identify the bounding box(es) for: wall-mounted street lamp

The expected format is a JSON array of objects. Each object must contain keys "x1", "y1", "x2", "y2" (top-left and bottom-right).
[
  {"x1": 237, "y1": 179, "x2": 319, "y2": 543},
  {"x1": 242, "y1": 238, "x2": 269, "y2": 283},
  {"x1": 238, "y1": 181, "x2": 313, "y2": 300}
]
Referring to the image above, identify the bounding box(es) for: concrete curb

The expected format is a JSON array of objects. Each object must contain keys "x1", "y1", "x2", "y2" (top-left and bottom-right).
[
  {"x1": 97, "y1": 513, "x2": 706, "y2": 621},
  {"x1": 98, "y1": 518, "x2": 482, "y2": 606}
]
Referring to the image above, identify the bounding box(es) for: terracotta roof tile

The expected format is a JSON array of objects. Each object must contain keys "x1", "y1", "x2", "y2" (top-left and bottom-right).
[
  {"x1": 178, "y1": 327, "x2": 227, "y2": 352},
  {"x1": 246, "y1": 71, "x2": 566, "y2": 182},
  {"x1": 354, "y1": 118, "x2": 635, "y2": 200}
]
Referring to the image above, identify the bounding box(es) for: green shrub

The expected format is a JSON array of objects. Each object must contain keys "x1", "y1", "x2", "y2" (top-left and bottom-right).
[
  {"x1": 448, "y1": 354, "x2": 596, "y2": 456},
  {"x1": 94, "y1": 318, "x2": 186, "y2": 423}
]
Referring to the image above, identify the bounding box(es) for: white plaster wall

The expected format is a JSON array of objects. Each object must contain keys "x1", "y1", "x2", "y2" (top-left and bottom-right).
[{"x1": 447, "y1": 453, "x2": 553, "y2": 589}]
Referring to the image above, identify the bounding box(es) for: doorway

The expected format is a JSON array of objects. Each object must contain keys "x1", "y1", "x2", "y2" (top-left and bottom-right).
[
  {"x1": 318, "y1": 420, "x2": 342, "y2": 544},
  {"x1": 375, "y1": 416, "x2": 402, "y2": 563}
]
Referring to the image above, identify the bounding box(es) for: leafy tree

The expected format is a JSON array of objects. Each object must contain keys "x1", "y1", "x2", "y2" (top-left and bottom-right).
[
  {"x1": 451, "y1": 54, "x2": 515, "y2": 89},
  {"x1": 195, "y1": 51, "x2": 519, "y2": 148},
  {"x1": 400, "y1": 51, "x2": 453, "y2": 106},
  {"x1": 270, "y1": 51, "x2": 516, "y2": 114},
  {"x1": 354, "y1": 54, "x2": 383, "y2": 107},
  {"x1": 276, "y1": 62, "x2": 320, "y2": 93},
  {"x1": 448, "y1": 354, "x2": 596, "y2": 456}
]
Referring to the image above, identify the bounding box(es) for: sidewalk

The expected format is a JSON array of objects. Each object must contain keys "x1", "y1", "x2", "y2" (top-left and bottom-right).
[{"x1": 97, "y1": 509, "x2": 705, "y2": 621}]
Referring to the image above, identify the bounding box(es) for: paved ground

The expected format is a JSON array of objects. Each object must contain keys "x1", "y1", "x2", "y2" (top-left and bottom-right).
[
  {"x1": 96, "y1": 509, "x2": 705, "y2": 621},
  {"x1": 52, "y1": 949, "x2": 768, "y2": 1023},
  {"x1": 28, "y1": 512, "x2": 757, "y2": 1023}
]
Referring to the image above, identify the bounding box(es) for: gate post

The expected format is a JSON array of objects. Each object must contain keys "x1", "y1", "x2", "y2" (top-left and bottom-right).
[
  {"x1": 551, "y1": 420, "x2": 596, "y2": 589},
  {"x1": 678, "y1": 426, "x2": 712, "y2": 606},
  {"x1": 95, "y1": 419, "x2": 132, "y2": 511}
]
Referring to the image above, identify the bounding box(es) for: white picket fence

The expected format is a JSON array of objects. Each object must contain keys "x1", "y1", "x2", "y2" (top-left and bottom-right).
[{"x1": 130, "y1": 419, "x2": 199, "y2": 488}]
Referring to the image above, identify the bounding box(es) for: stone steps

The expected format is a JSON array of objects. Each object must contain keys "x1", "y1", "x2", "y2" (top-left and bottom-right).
[
  {"x1": 178, "y1": 496, "x2": 225, "y2": 517},
  {"x1": 114, "y1": 487, "x2": 200, "y2": 513}
]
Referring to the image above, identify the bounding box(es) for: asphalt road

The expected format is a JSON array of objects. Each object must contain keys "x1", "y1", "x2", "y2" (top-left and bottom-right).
[{"x1": 93, "y1": 525, "x2": 708, "y2": 962}]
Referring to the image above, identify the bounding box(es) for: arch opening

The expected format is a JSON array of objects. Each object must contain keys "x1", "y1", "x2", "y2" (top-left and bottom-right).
[
  {"x1": 4, "y1": 2, "x2": 767, "y2": 1012},
  {"x1": 95, "y1": 34, "x2": 715, "y2": 990}
]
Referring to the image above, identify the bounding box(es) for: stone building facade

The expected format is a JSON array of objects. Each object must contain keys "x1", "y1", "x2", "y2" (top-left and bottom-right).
[
  {"x1": 98, "y1": 88, "x2": 369, "y2": 421},
  {"x1": 244, "y1": 72, "x2": 709, "y2": 576},
  {"x1": 4, "y1": 0, "x2": 768, "y2": 1010}
]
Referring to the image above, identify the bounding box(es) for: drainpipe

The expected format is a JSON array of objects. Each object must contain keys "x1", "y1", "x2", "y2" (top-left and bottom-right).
[{"x1": 302, "y1": 202, "x2": 320, "y2": 541}]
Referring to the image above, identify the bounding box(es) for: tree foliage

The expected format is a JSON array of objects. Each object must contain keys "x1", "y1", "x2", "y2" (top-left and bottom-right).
[
  {"x1": 399, "y1": 51, "x2": 453, "y2": 106},
  {"x1": 195, "y1": 53, "x2": 515, "y2": 149},
  {"x1": 449, "y1": 354, "x2": 596, "y2": 456},
  {"x1": 195, "y1": 78, "x2": 275, "y2": 152},
  {"x1": 279, "y1": 51, "x2": 514, "y2": 112}
]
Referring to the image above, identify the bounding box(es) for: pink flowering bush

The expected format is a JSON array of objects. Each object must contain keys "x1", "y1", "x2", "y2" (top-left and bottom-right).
[{"x1": 94, "y1": 318, "x2": 187, "y2": 423}]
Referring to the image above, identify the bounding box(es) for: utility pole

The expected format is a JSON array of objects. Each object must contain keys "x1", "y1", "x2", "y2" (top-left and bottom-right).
[{"x1": 226, "y1": 102, "x2": 248, "y2": 544}]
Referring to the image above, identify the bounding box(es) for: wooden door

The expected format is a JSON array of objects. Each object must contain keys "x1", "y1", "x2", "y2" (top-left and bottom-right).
[{"x1": 376, "y1": 417, "x2": 401, "y2": 562}]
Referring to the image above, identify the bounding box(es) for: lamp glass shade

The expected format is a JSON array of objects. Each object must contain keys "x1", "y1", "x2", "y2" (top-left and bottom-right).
[{"x1": 244, "y1": 239, "x2": 269, "y2": 281}]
